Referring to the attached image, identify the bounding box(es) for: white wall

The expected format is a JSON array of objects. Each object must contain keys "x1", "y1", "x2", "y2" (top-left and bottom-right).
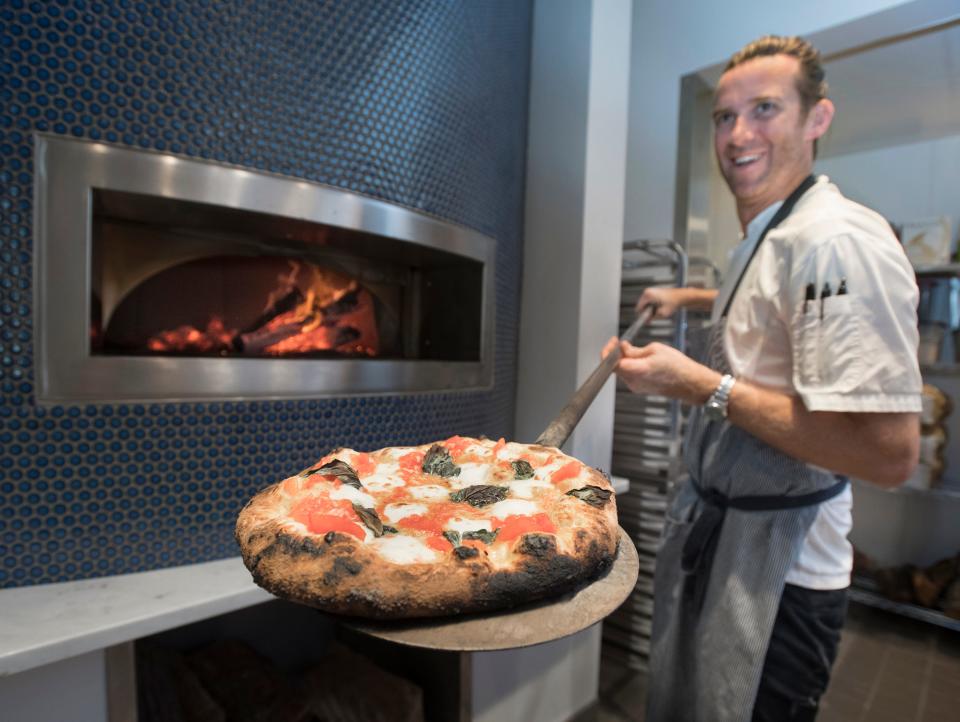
[
  {"x1": 472, "y1": 625, "x2": 602, "y2": 722},
  {"x1": 515, "y1": 0, "x2": 632, "y2": 472},
  {"x1": 816, "y1": 134, "x2": 960, "y2": 242},
  {"x1": 0, "y1": 650, "x2": 107, "y2": 722},
  {"x1": 625, "y1": 0, "x2": 911, "y2": 245},
  {"x1": 503, "y1": 2, "x2": 631, "y2": 720}
]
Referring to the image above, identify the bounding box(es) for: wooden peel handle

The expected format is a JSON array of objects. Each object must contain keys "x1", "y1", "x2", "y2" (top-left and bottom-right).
[{"x1": 535, "y1": 304, "x2": 657, "y2": 449}]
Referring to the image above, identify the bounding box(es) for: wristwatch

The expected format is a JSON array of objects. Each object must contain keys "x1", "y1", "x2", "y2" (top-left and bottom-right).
[{"x1": 704, "y1": 374, "x2": 736, "y2": 421}]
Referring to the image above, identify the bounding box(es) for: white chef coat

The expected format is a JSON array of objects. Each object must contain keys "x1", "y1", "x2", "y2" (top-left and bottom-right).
[{"x1": 712, "y1": 175, "x2": 922, "y2": 589}]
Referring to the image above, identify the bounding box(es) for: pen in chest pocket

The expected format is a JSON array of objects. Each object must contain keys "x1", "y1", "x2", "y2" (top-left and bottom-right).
[
  {"x1": 820, "y1": 282, "x2": 832, "y2": 320},
  {"x1": 804, "y1": 283, "x2": 816, "y2": 313}
]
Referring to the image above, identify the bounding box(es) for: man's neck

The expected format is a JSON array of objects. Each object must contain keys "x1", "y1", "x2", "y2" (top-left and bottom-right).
[{"x1": 736, "y1": 169, "x2": 814, "y2": 232}]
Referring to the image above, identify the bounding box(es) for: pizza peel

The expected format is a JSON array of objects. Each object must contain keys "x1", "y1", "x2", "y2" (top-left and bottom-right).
[{"x1": 343, "y1": 307, "x2": 655, "y2": 650}]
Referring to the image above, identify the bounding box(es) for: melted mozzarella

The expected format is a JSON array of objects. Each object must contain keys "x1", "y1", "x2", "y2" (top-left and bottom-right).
[
  {"x1": 362, "y1": 470, "x2": 405, "y2": 493},
  {"x1": 507, "y1": 479, "x2": 552, "y2": 499},
  {"x1": 383, "y1": 503, "x2": 429, "y2": 522},
  {"x1": 328, "y1": 484, "x2": 377, "y2": 508},
  {"x1": 448, "y1": 462, "x2": 489, "y2": 489},
  {"x1": 533, "y1": 457, "x2": 570, "y2": 482},
  {"x1": 464, "y1": 441, "x2": 491, "y2": 457},
  {"x1": 408, "y1": 484, "x2": 450, "y2": 501},
  {"x1": 488, "y1": 499, "x2": 540, "y2": 518},
  {"x1": 381, "y1": 446, "x2": 417, "y2": 463},
  {"x1": 447, "y1": 517, "x2": 493, "y2": 534},
  {"x1": 373, "y1": 535, "x2": 439, "y2": 564}
]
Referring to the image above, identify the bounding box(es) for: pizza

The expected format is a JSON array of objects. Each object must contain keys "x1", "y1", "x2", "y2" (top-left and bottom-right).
[{"x1": 235, "y1": 436, "x2": 619, "y2": 619}]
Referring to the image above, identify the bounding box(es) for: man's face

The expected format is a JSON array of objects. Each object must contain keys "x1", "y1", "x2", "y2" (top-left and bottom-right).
[{"x1": 713, "y1": 54, "x2": 824, "y2": 224}]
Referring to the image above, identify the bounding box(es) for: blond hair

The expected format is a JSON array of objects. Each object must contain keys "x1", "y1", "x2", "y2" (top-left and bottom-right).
[{"x1": 726, "y1": 35, "x2": 828, "y2": 113}]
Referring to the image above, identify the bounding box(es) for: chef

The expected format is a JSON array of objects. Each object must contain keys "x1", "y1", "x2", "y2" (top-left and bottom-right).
[{"x1": 604, "y1": 35, "x2": 922, "y2": 721}]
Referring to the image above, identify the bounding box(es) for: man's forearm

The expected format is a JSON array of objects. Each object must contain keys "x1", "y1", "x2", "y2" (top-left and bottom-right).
[
  {"x1": 678, "y1": 288, "x2": 718, "y2": 312},
  {"x1": 726, "y1": 380, "x2": 918, "y2": 488}
]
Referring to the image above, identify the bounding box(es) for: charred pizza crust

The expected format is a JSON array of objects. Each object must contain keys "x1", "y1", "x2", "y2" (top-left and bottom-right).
[{"x1": 235, "y1": 438, "x2": 619, "y2": 619}]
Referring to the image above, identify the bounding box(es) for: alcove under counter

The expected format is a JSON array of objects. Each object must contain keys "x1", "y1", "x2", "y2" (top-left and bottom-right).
[{"x1": 0, "y1": 556, "x2": 604, "y2": 722}]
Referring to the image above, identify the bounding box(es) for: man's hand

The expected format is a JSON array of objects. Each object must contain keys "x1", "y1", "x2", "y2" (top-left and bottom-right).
[
  {"x1": 636, "y1": 287, "x2": 719, "y2": 318},
  {"x1": 602, "y1": 339, "x2": 720, "y2": 405},
  {"x1": 636, "y1": 287, "x2": 684, "y2": 318}
]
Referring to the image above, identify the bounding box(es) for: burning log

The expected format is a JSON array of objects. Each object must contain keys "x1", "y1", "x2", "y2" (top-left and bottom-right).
[
  {"x1": 238, "y1": 286, "x2": 304, "y2": 336},
  {"x1": 320, "y1": 287, "x2": 360, "y2": 318},
  {"x1": 235, "y1": 322, "x2": 305, "y2": 354}
]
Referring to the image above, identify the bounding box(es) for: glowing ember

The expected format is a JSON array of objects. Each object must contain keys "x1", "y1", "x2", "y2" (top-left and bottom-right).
[
  {"x1": 145, "y1": 261, "x2": 379, "y2": 357},
  {"x1": 147, "y1": 317, "x2": 235, "y2": 353}
]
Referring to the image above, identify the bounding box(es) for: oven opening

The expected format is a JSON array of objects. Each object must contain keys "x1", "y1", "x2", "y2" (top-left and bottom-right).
[
  {"x1": 88, "y1": 189, "x2": 483, "y2": 364},
  {"x1": 93, "y1": 255, "x2": 387, "y2": 359}
]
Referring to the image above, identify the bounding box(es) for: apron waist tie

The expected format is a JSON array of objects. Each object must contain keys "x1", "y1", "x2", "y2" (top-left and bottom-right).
[{"x1": 679, "y1": 476, "x2": 849, "y2": 610}]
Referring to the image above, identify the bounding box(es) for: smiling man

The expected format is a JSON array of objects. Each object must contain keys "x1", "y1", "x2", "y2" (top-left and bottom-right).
[{"x1": 605, "y1": 36, "x2": 921, "y2": 721}]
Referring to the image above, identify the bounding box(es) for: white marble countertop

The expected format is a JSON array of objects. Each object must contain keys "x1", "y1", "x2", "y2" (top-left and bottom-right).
[
  {"x1": 0, "y1": 557, "x2": 272, "y2": 677},
  {"x1": 610, "y1": 475, "x2": 630, "y2": 495}
]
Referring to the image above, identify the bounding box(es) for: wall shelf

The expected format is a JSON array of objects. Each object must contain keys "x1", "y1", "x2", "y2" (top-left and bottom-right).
[
  {"x1": 920, "y1": 363, "x2": 960, "y2": 375},
  {"x1": 849, "y1": 578, "x2": 960, "y2": 633},
  {"x1": 853, "y1": 478, "x2": 960, "y2": 502},
  {"x1": 915, "y1": 263, "x2": 960, "y2": 277}
]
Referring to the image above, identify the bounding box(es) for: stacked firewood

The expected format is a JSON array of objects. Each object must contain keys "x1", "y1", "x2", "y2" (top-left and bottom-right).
[
  {"x1": 905, "y1": 383, "x2": 953, "y2": 489},
  {"x1": 854, "y1": 547, "x2": 960, "y2": 619},
  {"x1": 137, "y1": 639, "x2": 423, "y2": 722}
]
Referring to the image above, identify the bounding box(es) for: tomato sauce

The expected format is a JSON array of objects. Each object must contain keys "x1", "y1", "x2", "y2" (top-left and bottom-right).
[
  {"x1": 305, "y1": 514, "x2": 365, "y2": 540},
  {"x1": 395, "y1": 514, "x2": 444, "y2": 535},
  {"x1": 352, "y1": 452, "x2": 376, "y2": 476},
  {"x1": 443, "y1": 435, "x2": 473, "y2": 457},
  {"x1": 289, "y1": 496, "x2": 353, "y2": 525},
  {"x1": 426, "y1": 535, "x2": 452, "y2": 552},
  {"x1": 399, "y1": 450, "x2": 426, "y2": 470},
  {"x1": 493, "y1": 513, "x2": 557, "y2": 542},
  {"x1": 551, "y1": 461, "x2": 581, "y2": 485}
]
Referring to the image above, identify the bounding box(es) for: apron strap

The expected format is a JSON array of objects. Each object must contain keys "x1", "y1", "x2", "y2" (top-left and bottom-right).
[
  {"x1": 680, "y1": 477, "x2": 848, "y2": 611},
  {"x1": 718, "y1": 174, "x2": 817, "y2": 319}
]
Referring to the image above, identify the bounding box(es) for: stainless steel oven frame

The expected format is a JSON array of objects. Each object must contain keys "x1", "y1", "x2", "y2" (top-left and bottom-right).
[{"x1": 33, "y1": 134, "x2": 496, "y2": 403}]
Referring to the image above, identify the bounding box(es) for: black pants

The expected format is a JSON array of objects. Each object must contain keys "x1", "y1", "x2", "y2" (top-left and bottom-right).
[{"x1": 751, "y1": 583, "x2": 848, "y2": 722}]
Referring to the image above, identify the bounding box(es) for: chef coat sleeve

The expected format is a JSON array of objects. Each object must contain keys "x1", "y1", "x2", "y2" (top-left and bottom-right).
[{"x1": 788, "y1": 232, "x2": 922, "y2": 413}]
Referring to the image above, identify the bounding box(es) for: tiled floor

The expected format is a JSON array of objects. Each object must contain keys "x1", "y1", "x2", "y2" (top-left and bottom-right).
[{"x1": 574, "y1": 602, "x2": 960, "y2": 722}]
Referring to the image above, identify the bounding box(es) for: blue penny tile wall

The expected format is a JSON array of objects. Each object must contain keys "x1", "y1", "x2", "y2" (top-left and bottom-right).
[{"x1": 0, "y1": 0, "x2": 532, "y2": 587}]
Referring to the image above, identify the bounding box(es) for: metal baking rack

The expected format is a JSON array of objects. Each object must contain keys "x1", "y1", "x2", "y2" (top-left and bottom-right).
[{"x1": 602, "y1": 239, "x2": 719, "y2": 670}]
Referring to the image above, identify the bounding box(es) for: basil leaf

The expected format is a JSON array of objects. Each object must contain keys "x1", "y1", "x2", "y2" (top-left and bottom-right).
[
  {"x1": 462, "y1": 528, "x2": 499, "y2": 545},
  {"x1": 449, "y1": 485, "x2": 509, "y2": 508},
  {"x1": 566, "y1": 485, "x2": 613, "y2": 508},
  {"x1": 422, "y1": 444, "x2": 461, "y2": 478},
  {"x1": 442, "y1": 530, "x2": 462, "y2": 548},
  {"x1": 352, "y1": 502, "x2": 385, "y2": 537},
  {"x1": 511, "y1": 460, "x2": 535, "y2": 480},
  {"x1": 301, "y1": 459, "x2": 362, "y2": 489}
]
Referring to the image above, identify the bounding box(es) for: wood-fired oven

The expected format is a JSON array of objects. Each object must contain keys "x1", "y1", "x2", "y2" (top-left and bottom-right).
[{"x1": 34, "y1": 135, "x2": 495, "y2": 402}]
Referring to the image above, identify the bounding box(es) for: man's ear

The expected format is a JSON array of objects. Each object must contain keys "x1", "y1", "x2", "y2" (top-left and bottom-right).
[{"x1": 805, "y1": 98, "x2": 835, "y2": 141}]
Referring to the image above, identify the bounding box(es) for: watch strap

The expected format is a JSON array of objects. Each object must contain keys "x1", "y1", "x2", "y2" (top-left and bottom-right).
[{"x1": 706, "y1": 374, "x2": 736, "y2": 419}]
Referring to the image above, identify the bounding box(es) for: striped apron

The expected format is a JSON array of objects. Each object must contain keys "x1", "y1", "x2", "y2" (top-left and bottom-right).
[{"x1": 645, "y1": 178, "x2": 847, "y2": 722}]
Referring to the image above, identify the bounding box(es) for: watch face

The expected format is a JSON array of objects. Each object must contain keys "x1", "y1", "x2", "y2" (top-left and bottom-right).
[{"x1": 704, "y1": 400, "x2": 723, "y2": 421}]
